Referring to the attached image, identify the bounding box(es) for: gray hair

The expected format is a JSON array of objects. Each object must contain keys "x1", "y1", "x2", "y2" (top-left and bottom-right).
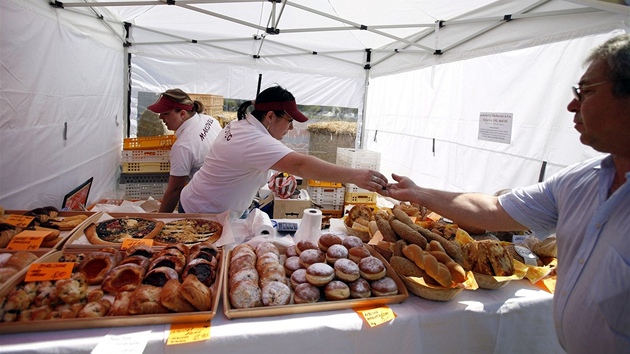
[{"x1": 586, "y1": 34, "x2": 630, "y2": 97}]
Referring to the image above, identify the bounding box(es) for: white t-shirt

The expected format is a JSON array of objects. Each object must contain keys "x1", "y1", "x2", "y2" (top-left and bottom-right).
[
  {"x1": 180, "y1": 114, "x2": 293, "y2": 218},
  {"x1": 170, "y1": 113, "x2": 222, "y2": 179}
]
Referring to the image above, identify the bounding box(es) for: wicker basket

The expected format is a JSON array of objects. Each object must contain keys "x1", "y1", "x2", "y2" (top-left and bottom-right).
[
  {"x1": 473, "y1": 272, "x2": 512, "y2": 290},
  {"x1": 400, "y1": 275, "x2": 463, "y2": 301}
]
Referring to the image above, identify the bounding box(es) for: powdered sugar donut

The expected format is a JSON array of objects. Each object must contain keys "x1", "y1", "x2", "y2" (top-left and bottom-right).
[
  {"x1": 305, "y1": 262, "x2": 334, "y2": 287},
  {"x1": 358, "y1": 256, "x2": 386, "y2": 281},
  {"x1": 333, "y1": 258, "x2": 360, "y2": 282}
]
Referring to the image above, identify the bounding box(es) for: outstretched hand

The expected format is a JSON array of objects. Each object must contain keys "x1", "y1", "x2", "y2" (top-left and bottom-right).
[{"x1": 377, "y1": 173, "x2": 418, "y2": 201}]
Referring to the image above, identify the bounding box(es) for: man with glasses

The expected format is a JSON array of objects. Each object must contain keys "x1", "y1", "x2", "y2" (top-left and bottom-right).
[{"x1": 381, "y1": 34, "x2": 630, "y2": 353}]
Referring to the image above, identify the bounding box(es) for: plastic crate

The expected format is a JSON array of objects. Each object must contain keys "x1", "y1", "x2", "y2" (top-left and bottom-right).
[
  {"x1": 344, "y1": 183, "x2": 369, "y2": 193},
  {"x1": 320, "y1": 209, "x2": 344, "y2": 227},
  {"x1": 344, "y1": 191, "x2": 378, "y2": 204},
  {"x1": 336, "y1": 148, "x2": 380, "y2": 170},
  {"x1": 122, "y1": 162, "x2": 171, "y2": 173},
  {"x1": 123, "y1": 135, "x2": 176, "y2": 150},
  {"x1": 308, "y1": 186, "x2": 345, "y2": 208},
  {"x1": 119, "y1": 173, "x2": 170, "y2": 184},
  {"x1": 307, "y1": 180, "x2": 343, "y2": 188},
  {"x1": 121, "y1": 149, "x2": 170, "y2": 163},
  {"x1": 122, "y1": 183, "x2": 168, "y2": 200}
]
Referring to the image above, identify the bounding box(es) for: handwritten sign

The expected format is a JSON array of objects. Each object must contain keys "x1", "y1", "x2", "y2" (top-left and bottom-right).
[
  {"x1": 91, "y1": 331, "x2": 150, "y2": 354},
  {"x1": 4, "y1": 214, "x2": 35, "y2": 228},
  {"x1": 121, "y1": 238, "x2": 154, "y2": 250},
  {"x1": 355, "y1": 306, "x2": 396, "y2": 327},
  {"x1": 167, "y1": 322, "x2": 210, "y2": 345},
  {"x1": 25, "y1": 262, "x2": 74, "y2": 282},
  {"x1": 6, "y1": 230, "x2": 49, "y2": 250}
]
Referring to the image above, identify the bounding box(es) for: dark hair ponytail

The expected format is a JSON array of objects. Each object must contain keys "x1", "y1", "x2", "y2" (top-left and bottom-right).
[{"x1": 237, "y1": 85, "x2": 295, "y2": 121}]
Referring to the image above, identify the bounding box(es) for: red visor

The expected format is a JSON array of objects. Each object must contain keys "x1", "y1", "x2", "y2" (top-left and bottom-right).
[
  {"x1": 254, "y1": 100, "x2": 309, "y2": 122},
  {"x1": 147, "y1": 95, "x2": 193, "y2": 114}
]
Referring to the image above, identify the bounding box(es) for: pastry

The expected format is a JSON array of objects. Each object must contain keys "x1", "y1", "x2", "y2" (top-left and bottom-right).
[
  {"x1": 333, "y1": 258, "x2": 360, "y2": 282},
  {"x1": 324, "y1": 280, "x2": 350, "y2": 301},
  {"x1": 293, "y1": 282, "x2": 320, "y2": 304},
  {"x1": 143, "y1": 266, "x2": 179, "y2": 287},
  {"x1": 101, "y1": 263, "x2": 146, "y2": 295},
  {"x1": 128, "y1": 285, "x2": 169, "y2": 315},
  {"x1": 182, "y1": 258, "x2": 217, "y2": 286},
  {"x1": 358, "y1": 256, "x2": 386, "y2": 281},
  {"x1": 108, "y1": 291, "x2": 133, "y2": 316},
  {"x1": 325, "y1": 244, "x2": 348, "y2": 264},
  {"x1": 78, "y1": 251, "x2": 118, "y2": 285},
  {"x1": 318, "y1": 233, "x2": 342, "y2": 252},
  {"x1": 181, "y1": 274, "x2": 213, "y2": 311},
  {"x1": 160, "y1": 278, "x2": 196, "y2": 312},
  {"x1": 370, "y1": 276, "x2": 398, "y2": 296},
  {"x1": 348, "y1": 278, "x2": 371, "y2": 299},
  {"x1": 229, "y1": 279, "x2": 261, "y2": 309},
  {"x1": 305, "y1": 263, "x2": 334, "y2": 287},
  {"x1": 261, "y1": 281, "x2": 291, "y2": 306}
]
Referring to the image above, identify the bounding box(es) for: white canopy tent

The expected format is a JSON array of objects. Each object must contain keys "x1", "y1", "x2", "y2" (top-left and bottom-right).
[{"x1": 1, "y1": 0, "x2": 628, "y2": 209}]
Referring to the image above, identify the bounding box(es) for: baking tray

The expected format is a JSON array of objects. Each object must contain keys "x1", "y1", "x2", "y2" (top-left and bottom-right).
[
  {"x1": 2, "y1": 210, "x2": 100, "y2": 252},
  {"x1": 63, "y1": 212, "x2": 233, "y2": 249},
  {"x1": 0, "y1": 248, "x2": 223, "y2": 333},
  {"x1": 222, "y1": 245, "x2": 408, "y2": 319}
]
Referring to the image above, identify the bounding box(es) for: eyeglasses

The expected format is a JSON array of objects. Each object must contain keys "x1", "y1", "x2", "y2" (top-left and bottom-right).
[
  {"x1": 278, "y1": 112, "x2": 293, "y2": 124},
  {"x1": 571, "y1": 81, "x2": 609, "y2": 102}
]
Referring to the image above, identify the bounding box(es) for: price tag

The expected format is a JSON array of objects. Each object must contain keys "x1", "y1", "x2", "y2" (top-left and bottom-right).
[
  {"x1": 121, "y1": 238, "x2": 154, "y2": 250},
  {"x1": 167, "y1": 322, "x2": 210, "y2": 345},
  {"x1": 4, "y1": 214, "x2": 35, "y2": 228},
  {"x1": 355, "y1": 306, "x2": 396, "y2": 327},
  {"x1": 25, "y1": 262, "x2": 74, "y2": 282},
  {"x1": 426, "y1": 212, "x2": 442, "y2": 222},
  {"x1": 5, "y1": 231, "x2": 48, "y2": 250}
]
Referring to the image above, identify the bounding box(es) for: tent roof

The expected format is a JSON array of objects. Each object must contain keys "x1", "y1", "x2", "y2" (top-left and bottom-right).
[{"x1": 52, "y1": 0, "x2": 630, "y2": 78}]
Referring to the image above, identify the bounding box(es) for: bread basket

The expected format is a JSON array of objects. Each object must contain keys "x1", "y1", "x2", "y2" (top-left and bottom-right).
[
  {"x1": 400, "y1": 275, "x2": 463, "y2": 301},
  {"x1": 473, "y1": 272, "x2": 511, "y2": 290}
]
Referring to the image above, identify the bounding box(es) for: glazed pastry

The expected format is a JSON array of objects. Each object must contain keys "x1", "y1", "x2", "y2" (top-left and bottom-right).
[
  {"x1": 128, "y1": 284, "x2": 169, "y2": 315},
  {"x1": 101, "y1": 263, "x2": 146, "y2": 295},
  {"x1": 125, "y1": 244, "x2": 154, "y2": 259},
  {"x1": 182, "y1": 258, "x2": 217, "y2": 287},
  {"x1": 143, "y1": 266, "x2": 179, "y2": 287},
  {"x1": 78, "y1": 251, "x2": 118, "y2": 285},
  {"x1": 78, "y1": 299, "x2": 112, "y2": 318},
  {"x1": 181, "y1": 274, "x2": 213, "y2": 311},
  {"x1": 160, "y1": 278, "x2": 196, "y2": 312},
  {"x1": 107, "y1": 291, "x2": 133, "y2": 316},
  {"x1": 148, "y1": 254, "x2": 185, "y2": 275}
]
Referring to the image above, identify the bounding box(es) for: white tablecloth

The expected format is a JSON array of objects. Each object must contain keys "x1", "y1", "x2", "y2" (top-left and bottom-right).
[{"x1": 0, "y1": 280, "x2": 563, "y2": 354}]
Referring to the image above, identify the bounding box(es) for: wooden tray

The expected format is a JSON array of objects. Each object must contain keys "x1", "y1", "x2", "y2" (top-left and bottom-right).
[
  {"x1": 223, "y1": 244, "x2": 408, "y2": 319},
  {"x1": 0, "y1": 248, "x2": 222, "y2": 334},
  {"x1": 63, "y1": 212, "x2": 231, "y2": 249},
  {"x1": 0, "y1": 249, "x2": 54, "y2": 293},
  {"x1": 1, "y1": 210, "x2": 100, "y2": 252}
]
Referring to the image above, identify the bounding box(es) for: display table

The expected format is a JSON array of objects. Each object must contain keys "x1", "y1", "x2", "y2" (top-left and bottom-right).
[{"x1": 0, "y1": 280, "x2": 563, "y2": 354}]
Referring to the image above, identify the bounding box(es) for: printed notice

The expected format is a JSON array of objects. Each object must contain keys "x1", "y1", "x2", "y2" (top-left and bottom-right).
[{"x1": 478, "y1": 112, "x2": 513, "y2": 144}]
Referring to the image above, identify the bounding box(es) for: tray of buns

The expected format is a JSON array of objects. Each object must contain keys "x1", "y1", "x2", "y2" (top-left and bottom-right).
[
  {"x1": 63, "y1": 212, "x2": 234, "y2": 249},
  {"x1": 222, "y1": 234, "x2": 408, "y2": 319},
  {"x1": 1, "y1": 208, "x2": 99, "y2": 251},
  {"x1": 0, "y1": 242, "x2": 222, "y2": 333}
]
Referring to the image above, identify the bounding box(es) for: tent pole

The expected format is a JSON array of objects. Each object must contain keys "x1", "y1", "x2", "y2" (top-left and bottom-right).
[
  {"x1": 359, "y1": 49, "x2": 371, "y2": 149},
  {"x1": 124, "y1": 22, "x2": 132, "y2": 138}
]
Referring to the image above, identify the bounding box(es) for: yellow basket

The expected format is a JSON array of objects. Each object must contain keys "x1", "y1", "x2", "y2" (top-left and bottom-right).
[
  {"x1": 123, "y1": 135, "x2": 176, "y2": 150},
  {"x1": 122, "y1": 162, "x2": 171, "y2": 173},
  {"x1": 307, "y1": 179, "x2": 343, "y2": 188}
]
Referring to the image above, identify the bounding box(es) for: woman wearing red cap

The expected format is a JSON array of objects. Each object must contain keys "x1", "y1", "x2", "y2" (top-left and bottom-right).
[
  {"x1": 147, "y1": 89, "x2": 222, "y2": 212},
  {"x1": 179, "y1": 85, "x2": 388, "y2": 219}
]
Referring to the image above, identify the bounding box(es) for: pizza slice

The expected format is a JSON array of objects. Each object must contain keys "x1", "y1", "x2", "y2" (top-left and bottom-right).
[
  {"x1": 85, "y1": 217, "x2": 164, "y2": 245},
  {"x1": 152, "y1": 219, "x2": 223, "y2": 246}
]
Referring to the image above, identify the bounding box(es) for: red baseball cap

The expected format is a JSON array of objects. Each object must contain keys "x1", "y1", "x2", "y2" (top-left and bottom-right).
[
  {"x1": 147, "y1": 95, "x2": 193, "y2": 114},
  {"x1": 254, "y1": 100, "x2": 309, "y2": 122}
]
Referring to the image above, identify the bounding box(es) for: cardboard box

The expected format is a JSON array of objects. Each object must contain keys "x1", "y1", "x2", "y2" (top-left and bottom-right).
[{"x1": 273, "y1": 189, "x2": 311, "y2": 219}]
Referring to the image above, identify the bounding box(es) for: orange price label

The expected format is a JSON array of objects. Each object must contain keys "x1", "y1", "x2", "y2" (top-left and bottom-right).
[
  {"x1": 4, "y1": 214, "x2": 36, "y2": 228},
  {"x1": 426, "y1": 212, "x2": 442, "y2": 222},
  {"x1": 355, "y1": 306, "x2": 396, "y2": 327},
  {"x1": 25, "y1": 262, "x2": 74, "y2": 282},
  {"x1": 120, "y1": 238, "x2": 154, "y2": 250},
  {"x1": 5, "y1": 230, "x2": 49, "y2": 251},
  {"x1": 167, "y1": 322, "x2": 210, "y2": 345}
]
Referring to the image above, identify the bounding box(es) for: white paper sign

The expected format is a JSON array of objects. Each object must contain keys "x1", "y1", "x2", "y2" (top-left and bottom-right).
[
  {"x1": 478, "y1": 112, "x2": 513, "y2": 144},
  {"x1": 91, "y1": 331, "x2": 150, "y2": 354}
]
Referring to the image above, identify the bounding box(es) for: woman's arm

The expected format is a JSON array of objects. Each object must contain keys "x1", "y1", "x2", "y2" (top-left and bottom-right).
[
  {"x1": 159, "y1": 175, "x2": 188, "y2": 212},
  {"x1": 271, "y1": 152, "x2": 388, "y2": 192}
]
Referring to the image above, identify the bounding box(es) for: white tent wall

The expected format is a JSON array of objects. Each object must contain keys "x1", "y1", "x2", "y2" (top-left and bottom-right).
[
  {"x1": 364, "y1": 30, "x2": 626, "y2": 196},
  {"x1": 129, "y1": 55, "x2": 366, "y2": 137},
  {"x1": 0, "y1": 0, "x2": 124, "y2": 210}
]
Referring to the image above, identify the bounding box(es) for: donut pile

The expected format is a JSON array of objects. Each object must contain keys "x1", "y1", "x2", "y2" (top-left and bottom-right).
[{"x1": 227, "y1": 234, "x2": 398, "y2": 309}]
